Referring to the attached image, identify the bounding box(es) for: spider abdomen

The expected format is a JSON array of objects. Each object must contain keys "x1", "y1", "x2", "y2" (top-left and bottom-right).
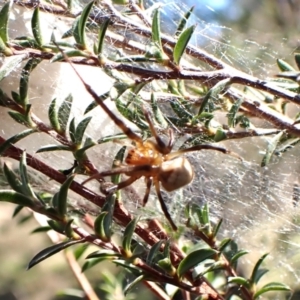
[{"x1": 158, "y1": 157, "x2": 194, "y2": 192}]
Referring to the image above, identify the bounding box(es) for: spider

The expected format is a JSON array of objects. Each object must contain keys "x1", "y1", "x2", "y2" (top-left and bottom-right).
[{"x1": 62, "y1": 53, "x2": 241, "y2": 231}]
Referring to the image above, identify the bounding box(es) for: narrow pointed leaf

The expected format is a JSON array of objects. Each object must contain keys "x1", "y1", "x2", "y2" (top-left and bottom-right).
[
  {"x1": 147, "y1": 240, "x2": 165, "y2": 265},
  {"x1": 124, "y1": 275, "x2": 146, "y2": 296},
  {"x1": 113, "y1": 260, "x2": 142, "y2": 275},
  {"x1": 31, "y1": 7, "x2": 44, "y2": 46},
  {"x1": 57, "y1": 174, "x2": 75, "y2": 217},
  {"x1": 212, "y1": 218, "x2": 223, "y2": 238},
  {"x1": 176, "y1": 6, "x2": 194, "y2": 36},
  {"x1": 198, "y1": 78, "x2": 231, "y2": 114},
  {"x1": 277, "y1": 59, "x2": 295, "y2": 72},
  {"x1": 295, "y1": 54, "x2": 300, "y2": 70},
  {"x1": 0, "y1": 55, "x2": 25, "y2": 82},
  {"x1": 8, "y1": 111, "x2": 29, "y2": 126},
  {"x1": 261, "y1": 132, "x2": 284, "y2": 167},
  {"x1": 250, "y1": 253, "x2": 269, "y2": 284},
  {"x1": 73, "y1": 1, "x2": 94, "y2": 47},
  {"x1": 48, "y1": 98, "x2": 60, "y2": 131},
  {"x1": 58, "y1": 94, "x2": 73, "y2": 134},
  {"x1": 31, "y1": 226, "x2": 51, "y2": 234},
  {"x1": 47, "y1": 219, "x2": 65, "y2": 234},
  {"x1": 230, "y1": 250, "x2": 249, "y2": 265},
  {"x1": 228, "y1": 276, "x2": 250, "y2": 288},
  {"x1": 12, "y1": 205, "x2": 24, "y2": 217},
  {"x1": 3, "y1": 164, "x2": 23, "y2": 192},
  {"x1": 219, "y1": 238, "x2": 232, "y2": 252},
  {"x1": 19, "y1": 152, "x2": 36, "y2": 198},
  {"x1": 50, "y1": 49, "x2": 90, "y2": 63},
  {"x1": 27, "y1": 239, "x2": 84, "y2": 270},
  {"x1": 94, "y1": 212, "x2": 109, "y2": 241},
  {"x1": 74, "y1": 116, "x2": 92, "y2": 145},
  {"x1": 152, "y1": 8, "x2": 162, "y2": 48},
  {"x1": 173, "y1": 24, "x2": 196, "y2": 65},
  {"x1": 19, "y1": 58, "x2": 41, "y2": 105},
  {"x1": 0, "y1": 0, "x2": 12, "y2": 43},
  {"x1": 122, "y1": 217, "x2": 140, "y2": 257},
  {"x1": 0, "y1": 190, "x2": 35, "y2": 208},
  {"x1": 227, "y1": 98, "x2": 243, "y2": 127},
  {"x1": 69, "y1": 117, "x2": 76, "y2": 142},
  {"x1": 0, "y1": 129, "x2": 36, "y2": 155},
  {"x1": 254, "y1": 282, "x2": 290, "y2": 299},
  {"x1": 81, "y1": 258, "x2": 104, "y2": 272},
  {"x1": 177, "y1": 248, "x2": 217, "y2": 278},
  {"x1": 111, "y1": 146, "x2": 126, "y2": 185},
  {"x1": 150, "y1": 93, "x2": 168, "y2": 128},
  {"x1": 36, "y1": 144, "x2": 71, "y2": 153},
  {"x1": 73, "y1": 244, "x2": 89, "y2": 260},
  {"x1": 96, "y1": 18, "x2": 110, "y2": 55},
  {"x1": 86, "y1": 250, "x2": 121, "y2": 260}
]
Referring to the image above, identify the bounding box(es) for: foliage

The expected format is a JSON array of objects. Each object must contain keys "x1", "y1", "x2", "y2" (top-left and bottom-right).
[{"x1": 0, "y1": 0, "x2": 298, "y2": 299}]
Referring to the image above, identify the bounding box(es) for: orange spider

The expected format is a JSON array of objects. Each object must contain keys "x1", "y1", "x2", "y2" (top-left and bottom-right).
[{"x1": 64, "y1": 55, "x2": 241, "y2": 231}]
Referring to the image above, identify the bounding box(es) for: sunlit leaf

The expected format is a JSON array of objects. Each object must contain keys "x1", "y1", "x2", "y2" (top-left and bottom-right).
[
  {"x1": 0, "y1": 55, "x2": 25, "y2": 82},
  {"x1": 261, "y1": 132, "x2": 284, "y2": 167},
  {"x1": 173, "y1": 24, "x2": 196, "y2": 66},
  {"x1": 151, "y1": 8, "x2": 162, "y2": 49},
  {"x1": 250, "y1": 253, "x2": 269, "y2": 284},
  {"x1": 277, "y1": 58, "x2": 295, "y2": 72},
  {"x1": 253, "y1": 282, "x2": 290, "y2": 299},
  {"x1": 175, "y1": 6, "x2": 194, "y2": 36},
  {"x1": 0, "y1": 190, "x2": 35, "y2": 208},
  {"x1": 74, "y1": 116, "x2": 92, "y2": 145},
  {"x1": 122, "y1": 217, "x2": 140, "y2": 257},
  {"x1": 177, "y1": 248, "x2": 217, "y2": 277},
  {"x1": 31, "y1": 7, "x2": 44, "y2": 46},
  {"x1": 0, "y1": 0, "x2": 12, "y2": 43},
  {"x1": 96, "y1": 18, "x2": 110, "y2": 55}
]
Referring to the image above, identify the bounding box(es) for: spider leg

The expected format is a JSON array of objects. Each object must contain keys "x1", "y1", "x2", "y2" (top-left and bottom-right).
[
  {"x1": 105, "y1": 175, "x2": 141, "y2": 193},
  {"x1": 166, "y1": 144, "x2": 242, "y2": 161},
  {"x1": 154, "y1": 179, "x2": 178, "y2": 231},
  {"x1": 142, "y1": 177, "x2": 153, "y2": 206},
  {"x1": 143, "y1": 109, "x2": 173, "y2": 155},
  {"x1": 57, "y1": 47, "x2": 143, "y2": 144}
]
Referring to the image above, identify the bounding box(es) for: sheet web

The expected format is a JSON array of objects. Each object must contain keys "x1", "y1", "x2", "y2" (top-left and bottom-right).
[{"x1": 2, "y1": 0, "x2": 300, "y2": 297}]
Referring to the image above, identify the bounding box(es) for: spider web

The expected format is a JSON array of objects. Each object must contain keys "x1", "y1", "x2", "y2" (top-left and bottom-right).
[{"x1": 1, "y1": 1, "x2": 300, "y2": 298}]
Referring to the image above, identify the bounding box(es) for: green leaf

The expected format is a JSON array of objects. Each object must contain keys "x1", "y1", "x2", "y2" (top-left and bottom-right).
[
  {"x1": 86, "y1": 250, "x2": 121, "y2": 260},
  {"x1": 176, "y1": 6, "x2": 194, "y2": 36},
  {"x1": 73, "y1": 1, "x2": 94, "y2": 48},
  {"x1": 81, "y1": 258, "x2": 104, "y2": 272},
  {"x1": 218, "y1": 238, "x2": 232, "y2": 252},
  {"x1": 3, "y1": 164, "x2": 22, "y2": 193},
  {"x1": 58, "y1": 94, "x2": 73, "y2": 134},
  {"x1": 50, "y1": 49, "x2": 90, "y2": 63},
  {"x1": 198, "y1": 78, "x2": 231, "y2": 115},
  {"x1": 253, "y1": 282, "x2": 290, "y2": 299},
  {"x1": 84, "y1": 91, "x2": 109, "y2": 114},
  {"x1": 261, "y1": 132, "x2": 284, "y2": 167},
  {"x1": 113, "y1": 260, "x2": 142, "y2": 276},
  {"x1": 19, "y1": 151, "x2": 36, "y2": 198},
  {"x1": 0, "y1": 55, "x2": 25, "y2": 82},
  {"x1": 295, "y1": 53, "x2": 300, "y2": 70},
  {"x1": 74, "y1": 116, "x2": 92, "y2": 145},
  {"x1": 8, "y1": 111, "x2": 29, "y2": 126},
  {"x1": 96, "y1": 18, "x2": 110, "y2": 55},
  {"x1": 111, "y1": 146, "x2": 126, "y2": 185},
  {"x1": 47, "y1": 219, "x2": 65, "y2": 234},
  {"x1": 227, "y1": 98, "x2": 243, "y2": 128},
  {"x1": 177, "y1": 248, "x2": 218, "y2": 278},
  {"x1": 27, "y1": 239, "x2": 84, "y2": 270},
  {"x1": 0, "y1": 190, "x2": 35, "y2": 208},
  {"x1": 173, "y1": 24, "x2": 196, "y2": 65},
  {"x1": 68, "y1": 117, "x2": 76, "y2": 142},
  {"x1": 31, "y1": 7, "x2": 44, "y2": 46},
  {"x1": 122, "y1": 217, "x2": 140, "y2": 257},
  {"x1": 124, "y1": 275, "x2": 146, "y2": 296},
  {"x1": 230, "y1": 250, "x2": 249, "y2": 265},
  {"x1": 31, "y1": 226, "x2": 51, "y2": 234},
  {"x1": 0, "y1": 0, "x2": 12, "y2": 43},
  {"x1": 151, "y1": 8, "x2": 162, "y2": 49},
  {"x1": 228, "y1": 276, "x2": 250, "y2": 288},
  {"x1": 277, "y1": 58, "x2": 295, "y2": 72},
  {"x1": 73, "y1": 244, "x2": 89, "y2": 260},
  {"x1": 250, "y1": 253, "x2": 269, "y2": 284},
  {"x1": 158, "y1": 257, "x2": 176, "y2": 275},
  {"x1": 212, "y1": 218, "x2": 223, "y2": 238},
  {"x1": 56, "y1": 174, "x2": 75, "y2": 218},
  {"x1": 12, "y1": 205, "x2": 24, "y2": 217},
  {"x1": 150, "y1": 93, "x2": 168, "y2": 128},
  {"x1": 0, "y1": 129, "x2": 36, "y2": 155},
  {"x1": 19, "y1": 58, "x2": 42, "y2": 106},
  {"x1": 147, "y1": 240, "x2": 165, "y2": 265},
  {"x1": 48, "y1": 98, "x2": 60, "y2": 131},
  {"x1": 36, "y1": 144, "x2": 71, "y2": 153}
]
